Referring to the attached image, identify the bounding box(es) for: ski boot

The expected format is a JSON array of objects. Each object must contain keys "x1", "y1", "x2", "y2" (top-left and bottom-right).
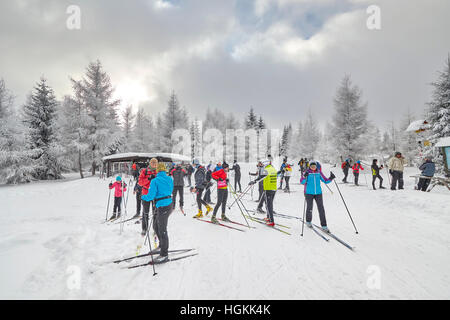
[
  {"x1": 379, "y1": 186, "x2": 386, "y2": 189},
  {"x1": 211, "y1": 215, "x2": 219, "y2": 224},
  {"x1": 153, "y1": 255, "x2": 169, "y2": 263},
  {"x1": 266, "y1": 221, "x2": 275, "y2": 227},
  {"x1": 257, "y1": 207, "x2": 265, "y2": 214},
  {"x1": 132, "y1": 212, "x2": 140, "y2": 219},
  {"x1": 321, "y1": 226, "x2": 331, "y2": 233},
  {"x1": 205, "y1": 205, "x2": 213, "y2": 216},
  {"x1": 193, "y1": 210, "x2": 203, "y2": 219},
  {"x1": 305, "y1": 221, "x2": 312, "y2": 228},
  {"x1": 221, "y1": 214, "x2": 230, "y2": 222},
  {"x1": 109, "y1": 213, "x2": 117, "y2": 220}
]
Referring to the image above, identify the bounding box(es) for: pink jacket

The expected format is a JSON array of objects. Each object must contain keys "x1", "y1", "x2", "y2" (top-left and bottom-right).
[{"x1": 109, "y1": 181, "x2": 127, "y2": 197}]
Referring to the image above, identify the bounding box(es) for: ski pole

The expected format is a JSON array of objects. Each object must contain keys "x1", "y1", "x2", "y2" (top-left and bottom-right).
[
  {"x1": 145, "y1": 213, "x2": 157, "y2": 276},
  {"x1": 228, "y1": 182, "x2": 251, "y2": 228},
  {"x1": 228, "y1": 184, "x2": 252, "y2": 210},
  {"x1": 324, "y1": 183, "x2": 334, "y2": 195},
  {"x1": 301, "y1": 195, "x2": 306, "y2": 237},
  {"x1": 105, "y1": 182, "x2": 112, "y2": 221},
  {"x1": 331, "y1": 174, "x2": 359, "y2": 234}
]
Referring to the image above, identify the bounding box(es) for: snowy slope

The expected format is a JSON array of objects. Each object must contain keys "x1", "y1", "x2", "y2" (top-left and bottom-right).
[{"x1": 1, "y1": 164, "x2": 449, "y2": 299}]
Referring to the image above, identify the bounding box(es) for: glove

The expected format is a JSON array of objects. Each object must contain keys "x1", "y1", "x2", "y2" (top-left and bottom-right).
[
  {"x1": 226, "y1": 178, "x2": 229, "y2": 183},
  {"x1": 109, "y1": 183, "x2": 113, "y2": 188},
  {"x1": 303, "y1": 172, "x2": 309, "y2": 178},
  {"x1": 248, "y1": 180, "x2": 256, "y2": 185},
  {"x1": 329, "y1": 172, "x2": 336, "y2": 180}
]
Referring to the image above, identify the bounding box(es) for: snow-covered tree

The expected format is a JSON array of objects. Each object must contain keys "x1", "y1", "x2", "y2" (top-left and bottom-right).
[
  {"x1": 190, "y1": 119, "x2": 202, "y2": 159},
  {"x1": 0, "y1": 79, "x2": 31, "y2": 184},
  {"x1": 70, "y1": 60, "x2": 122, "y2": 175},
  {"x1": 160, "y1": 91, "x2": 189, "y2": 153},
  {"x1": 132, "y1": 107, "x2": 154, "y2": 152},
  {"x1": 121, "y1": 105, "x2": 136, "y2": 152},
  {"x1": 22, "y1": 78, "x2": 62, "y2": 180},
  {"x1": 300, "y1": 110, "x2": 321, "y2": 160},
  {"x1": 424, "y1": 55, "x2": 450, "y2": 173},
  {"x1": 245, "y1": 107, "x2": 258, "y2": 130},
  {"x1": 280, "y1": 124, "x2": 293, "y2": 158},
  {"x1": 330, "y1": 75, "x2": 368, "y2": 160},
  {"x1": 399, "y1": 109, "x2": 420, "y2": 166}
]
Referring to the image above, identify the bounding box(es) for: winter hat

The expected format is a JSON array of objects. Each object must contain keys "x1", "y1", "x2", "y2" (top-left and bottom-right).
[
  {"x1": 262, "y1": 160, "x2": 271, "y2": 166},
  {"x1": 223, "y1": 163, "x2": 229, "y2": 169},
  {"x1": 395, "y1": 152, "x2": 401, "y2": 156},
  {"x1": 357, "y1": 160, "x2": 361, "y2": 164},
  {"x1": 157, "y1": 163, "x2": 166, "y2": 172},
  {"x1": 309, "y1": 161, "x2": 317, "y2": 166},
  {"x1": 116, "y1": 176, "x2": 122, "y2": 181},
  {"x1": 193, "y1": 159, "x2": 200, "y2": 166}
]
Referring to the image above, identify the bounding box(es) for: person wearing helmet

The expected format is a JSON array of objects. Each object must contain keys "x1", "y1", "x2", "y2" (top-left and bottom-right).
[
  {"x1": 249, "y1": 159, "x2": 278, "y2": 226},
  {"x1": 108, "y1": 176, "x2": 127, "y2": 220},
  {"x1": 301, "y1": 161, "x2": 335, "y2": 233},
  {"x1": 388, "y1": 152, "x2": 407, "y2": 190},
  {"x1": 192, "y1": 159, "x2": 213, "y2": 218},
  {"x1": 352, "y1": 160, "x2": 364, "y2": 186}
]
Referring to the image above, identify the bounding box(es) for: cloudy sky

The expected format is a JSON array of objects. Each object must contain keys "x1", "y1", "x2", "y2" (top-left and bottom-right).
[{"x1": 1, "y1": 0, "x2": 449, "y2": 130}]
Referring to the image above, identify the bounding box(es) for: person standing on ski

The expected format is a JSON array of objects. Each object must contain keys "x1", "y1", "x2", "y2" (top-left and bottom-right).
[
  {"x1": 371, "y1": 159, "x2": 385, "y2": 190},
  {"x1": 278, "y1": 158, "x2": 287, "y2": 190},
  {"x1": 139, "y1": 158, "x2": 158, "y2": 235},
  {"x1": 192, "y1": 159, "x2": 213, "y2": 218},
  {"x1": 249, "y1": 161, "x2": 265, "y2": 204},
  {"x1": 229, "y1": 159, "x2": 242, "y2": 193},
  {"x1": 141, "y1": 162, "x2": 174, "y2": 263},
  {"x1": 249, "y1": 159, "x2": 278, "y2": 226},
  {"x1": 186, "y1": 163, "x2": 194, "y2": 187},
  {"x1": 417, "y1": 157, "x2": 435, "y2": 191},
  {"x1": 352, "y1": 161, "x2": 364, "y2": 186},
  {"x1": 341, "y1": 158, "x2": 351, "y2": 183},
  {"x1": 210, "y1": 163, "x2": 231, "y2": 223},
  {"x1": 108, "y1": 176, "x2": 127, "y2": 220},
  {"x1": 301, "y1": 161, "x2": 335, "y2": 233},
  {"x1": 283, "y1": 163, "x2": 292, "y2": 192},
  {"x1": 388, "y1": 152, "x2": 407, "y2": 190},
  {"x1": 203, "y1": 166, "x2": 213, "y2": 204},
  {"x1": 170, "y1": 163, "x2": 186, "y2": 212}
]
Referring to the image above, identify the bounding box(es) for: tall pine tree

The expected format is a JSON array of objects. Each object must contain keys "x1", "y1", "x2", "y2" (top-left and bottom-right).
[{"x1": 160, "y1": 91, "x2": 189, "y2": 153}]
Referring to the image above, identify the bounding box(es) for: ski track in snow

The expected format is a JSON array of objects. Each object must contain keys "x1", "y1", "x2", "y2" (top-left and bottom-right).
[{"x1": 0, "y1": 166, "x2": 449, "y2": 299}]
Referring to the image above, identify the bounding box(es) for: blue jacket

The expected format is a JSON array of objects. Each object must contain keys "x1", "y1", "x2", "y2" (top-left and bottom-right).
[
  {"x1": 300, "y1": 168, "x2": 331, "y2": 195},
  {"x1": 141, "y1": 171, "x2": 174, "y2": 208},
  {"x1": 419, "y1": 161, "x2": 435, "y2": 177}
]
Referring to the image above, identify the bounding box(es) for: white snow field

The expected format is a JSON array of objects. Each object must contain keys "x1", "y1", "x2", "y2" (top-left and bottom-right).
[{"x1": 1, "y1": 163, "x2": 449, "y2": 299}]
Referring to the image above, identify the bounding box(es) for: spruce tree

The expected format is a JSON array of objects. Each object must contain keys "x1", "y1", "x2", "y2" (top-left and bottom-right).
[
  {"x1": 22, "y1": 78, "x2": 62, "y2": 180},
  {"x1": 160, "y1": 91, "x2": 189, "y2": 152}
]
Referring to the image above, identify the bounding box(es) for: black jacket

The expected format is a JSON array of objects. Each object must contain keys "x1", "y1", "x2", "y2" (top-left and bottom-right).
[{"x1": 230, "y1": 163, "x2": 241, "y2": 176}]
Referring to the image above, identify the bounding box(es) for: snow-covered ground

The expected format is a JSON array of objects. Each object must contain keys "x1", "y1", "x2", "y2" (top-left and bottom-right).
[{"x1": 1, "y1": 164, "x2": 449, "y2": 299}]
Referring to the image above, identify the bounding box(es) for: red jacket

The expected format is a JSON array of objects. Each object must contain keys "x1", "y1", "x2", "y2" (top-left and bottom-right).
[
  {"x1": 138, "y1": 168, "x2": 157, "y2": 195},
  {"x1": 109, "y1": 181, "x2": 127, "y2": 197},
  {"x1": 352, "y1": 163, "x2": 364, "y2": 173},
  {"x1": 212, "y1": 169, "x2": 227, "y2": 189},
  {"x1": 132, "y1": 163, "x2": 137, "y2": 170}
]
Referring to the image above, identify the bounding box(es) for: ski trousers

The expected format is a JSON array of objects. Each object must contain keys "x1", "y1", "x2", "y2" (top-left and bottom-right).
[
  {"x1": 284, "y1": 176, "x2": 290, "y2": 191},
  {"x1": 196, "y1": 188, "x2": 209, "y2": 211},
  {"x1": 113, "y1": 196, "x2": 122, "y2": 214},
  {"x1": 353, "y1": 172, "x2": 360, "y2": 185},
  {"x1": 203, "y1": 187, "x2": 211, "y2": 203},
  {"x1": 264, "y1": 190, "x2": 276, "y2": 223},
  {"x1": 391, "y1": 170, "x2": 404, "y2": 189},
  {"x1": 234, "y1": 174, "x2": 242, "y2": 192},
  {"x1": 342, "y1": 168, "x2": 349, "y2": 182},
  {"x1": 212, "y1": 188, "x2": 228, "y2": 216},
  {"x1": 153, "y1": 204, "x2": 171, "y2": 257},
  {"x1": 372, "y1": 174, "x2": 383, "y2": 189},
  {"x1": 172, "y1": 186, "x2": 184, "y2": 209},
  {"x1": 305, "y1": 194, "x2": 327, "y2": 227},
  {"x1": 135, "y1": 190, "x2": 142, "y2": 215},
  {"x1": 417, "y1": 177, "x2": 431, "y2": 192},
  {"x1": 141, "y1": 200, "x2": 155, "y2": 232}
]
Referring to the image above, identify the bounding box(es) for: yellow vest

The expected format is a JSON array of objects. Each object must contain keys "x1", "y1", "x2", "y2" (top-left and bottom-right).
[{"x1": 263, "y1": 165, "x2": 278, "y2": 190}]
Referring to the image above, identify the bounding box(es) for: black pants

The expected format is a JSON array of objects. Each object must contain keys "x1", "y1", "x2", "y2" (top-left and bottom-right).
[
  {"x1": 203, "y1": 187, "x2": 211, "y2": 203},
  {"x1": 213, "y1": 188, "x2": 228, "y2": 216},
  {"x1": 264, "y1": 190, "x2": 276, "y2": 223},
  {"x1": 153, "y1": 204, "x2": 171, "y2": 257},
  {"x1": 353, "y1": 172, "x2": 359, "y2": 185},
  {"x1": 305, "y1": 194, "x2": 327, "y2": 227},
  {"x1": 187, "y1": 175, "x2": 192, "y2": 187},
  {"x1": 257, "y1": 181, "x2": 264, "y2": 203},
  {"x1": 284, "y1": 176, "x2": 290, "y2": 191},
  {"x1": 279, "y1": 175, "x2": 284, "y2": 189},
  {"x1": 141, "y1": 200, "x2": 154, "y2": 232},
  {"x1": 343, "y1": 169, "x2": 349, "y2": 182},
  {"x1": 391, "y1": 171, "x2": 404, "y2": 189},
  {"x1": 234, "y1": 175, "x2": 242, "y2": 192},
  {"x1": 418, "y1": 177, "x2": 431, "y2": 191},
  {"x1": 135, "y1": 191, "x2": 142, "y2": 215},
  {"x1": 113, "y1": 196, "x2": 122, "y2": 215},
  {"x1": 196, "y1": 188, "x2": 209, "y2": 211},
  {"x1": 172, "y1": 186, "x2": 184, "y2": 208},
  {"x1": 372, "y1": 174, "x2": 383, "y2": 189}
]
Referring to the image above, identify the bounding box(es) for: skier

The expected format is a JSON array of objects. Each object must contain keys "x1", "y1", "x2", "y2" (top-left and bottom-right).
[
  {"x1": 388, "y1": 152, "x2": 407, "y2": 190},
  {"x1": 341, "y1": 158, "x2": 351, "y2": 183},
  {"x1": 170, "y1": 163, "x2": 186, "y2": 211},
  {"x1": 278, "y1": 158, "x2": 287, "y2": 190},
  {"x1": 249, "y1": 159, "x2": 278, "y2": 226},
  {"x1": 210, "y1": 163, "x2": 231, "y2": 223},
  {"x1": 141, "y1": 162, "x2": 174, "y2": 263},
  {"x1": 371, "y1": 159, "x2": 385, "y2": 190},
  {"x1": 417, "y1": 157, "x2": 435, "y2": 191},
  {"x1": 108, "y1": 176, "x2": 127, "y2": 220},
  {"x1": 132, "y1": 162, "x2": 139, "y2": 181},
  {"x1": 230, "y1": 159, "x2": 242, "y2": 193},
  {"x1": 186, "y1": 163, "x2": 194, "y2": 187},
  {"x1": 192, "y1": 159, "x2": 213, "y2": 218},
  {"x1": 352, "y1": 160, "x2": 364, "y2": 186},
  {"x1": 139, "y1": 158, "x2": 158, "y2": 236},
  {"x1": 248, "y1": 160, "x2": 265, "y2": 209},
  {"x1": 300, "y1": 161, "x2": 335, "y2": 232},
  {"x1": 132, "y1": 180, "x2": 142, "y2": 219},
  {"x1": 283, "y1": 163, "x2": 292, "y2": 192},
  {"x1": 298, "y1": 158, "x2": 305, "y2": 173}
]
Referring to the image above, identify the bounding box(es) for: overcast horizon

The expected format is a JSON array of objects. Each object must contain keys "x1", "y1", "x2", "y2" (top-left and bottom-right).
[{"x1": 1, "y1": 0, "x2": 450, "y2": 131}]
